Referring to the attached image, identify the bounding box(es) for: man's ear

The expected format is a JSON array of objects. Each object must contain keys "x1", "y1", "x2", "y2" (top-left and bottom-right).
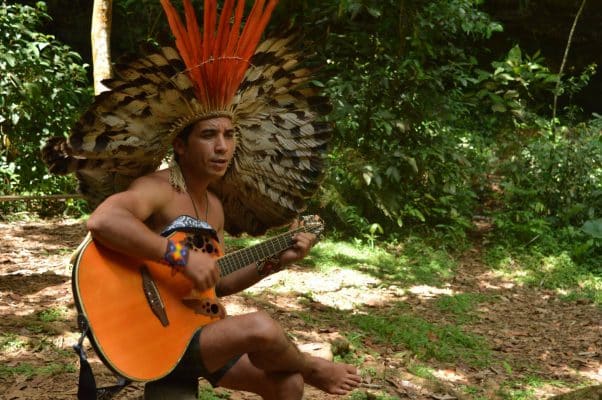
[{"x1": 173, "y1": 136, "x2": 185, "y2": 157}]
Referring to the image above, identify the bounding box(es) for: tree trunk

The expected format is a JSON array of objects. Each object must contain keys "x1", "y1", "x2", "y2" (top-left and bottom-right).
[{"x1": 91, "y1": 0, "x2": 113, "y2": 94}]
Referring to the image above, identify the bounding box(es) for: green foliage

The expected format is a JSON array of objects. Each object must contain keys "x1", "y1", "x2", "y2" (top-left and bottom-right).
[
  {"x1": 0, "y1": 333, "x2": 26, "y2": 352},
  {"x1": 484, "y1": 241, "x2": 602, "y2": 305},
  {"x1": 473, "y1": 46, "x2": 558, "y2": 125},
  {"x1": 495, "y1": 376, "x2": 567, "y2": 400},
  {"x1": 0, "y1": 361, "x2": 75, "y2": 378},
  {"x1": 295, "y1": 0, "x2": 504, "y2": 236},
  {"x1": 349, "y1": 305, "x2": 491, "y2": 367},
  {"x1": 406, "y1": 362, "x2": 436, "y2": 380},
  {"x1": 582, "y1": 218, "x2": 602, "y2": 239},
  {"x1": 37, "y1": 306, "x2": 67, "y2": 323},
  {"x1": 197, "y1": 383, "x2": 231, "y2": 399},
  {"x1": 304, "y1": 236, "x2": 457, "y2": 286},
  {"x1": 0, "y1": 2, "x2": 90, "y2": 196},
  {"x1": 488, "y1": 117, "x2": 602, "y2": 274},
  {"x1": 467, "y1": 44, "x2": 601, "y2": 278},
  {"x1": 112, "y1": 0, "x2": 168, "y2": 50}
]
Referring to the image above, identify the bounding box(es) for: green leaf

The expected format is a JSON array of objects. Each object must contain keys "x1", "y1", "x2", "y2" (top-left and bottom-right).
[
  {"x1": 405, "y1": 157, "x2": 419, "y2": 173},
  {"x1": 366, "y1": 7, "x2": 382, "y2": 18},
  {"x1": 491, "y1": 103, "x2": 507, "y2": 113},
  {"x1": 362, "y1": 172, "x2": 372, "y2": 186},
  {"x1": 507, "y1": 45, "x2": 523, "y2": 63},
  {"x1": 582, "y1": 219, "x2": 602, "y2": 239}
]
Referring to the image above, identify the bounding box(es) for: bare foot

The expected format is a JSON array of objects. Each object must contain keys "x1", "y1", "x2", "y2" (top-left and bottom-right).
[{"x1": 303, "y1": 356, "x2": 362, "y2": 395}]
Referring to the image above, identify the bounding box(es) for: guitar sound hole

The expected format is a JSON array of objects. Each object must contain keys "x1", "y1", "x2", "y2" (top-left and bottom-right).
[{"x1": 192, "y1": 234, "x2": 205, "y2": 249}]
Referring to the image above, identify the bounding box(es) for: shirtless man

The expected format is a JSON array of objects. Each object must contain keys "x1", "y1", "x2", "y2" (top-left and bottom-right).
[{"x1": 85, "y1": 116, "x2": 362, "y2": 399}]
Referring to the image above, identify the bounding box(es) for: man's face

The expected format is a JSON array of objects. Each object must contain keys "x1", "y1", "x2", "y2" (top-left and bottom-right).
[{"x1": 175, "y1": 117, "x2": 236, "y2": 180}]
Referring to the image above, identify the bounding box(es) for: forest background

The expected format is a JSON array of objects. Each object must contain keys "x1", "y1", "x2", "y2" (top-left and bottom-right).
[{"x1": 0, "y1": 1, "x2": 601, "y2": 399}]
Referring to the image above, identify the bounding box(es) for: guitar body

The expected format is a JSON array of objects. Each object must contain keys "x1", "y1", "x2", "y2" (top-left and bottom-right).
[{"x1": 72, "y1": 229, "x2": 225, "y2": 382}]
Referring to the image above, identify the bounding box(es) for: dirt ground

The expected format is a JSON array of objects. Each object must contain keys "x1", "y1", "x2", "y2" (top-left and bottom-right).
[{"x1": 0, "y1": 217, "x2": 600, "y2": 399}]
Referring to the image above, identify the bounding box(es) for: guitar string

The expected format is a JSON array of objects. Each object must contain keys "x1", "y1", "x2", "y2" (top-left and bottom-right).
[{"x1": 219, "y1": 225, "x2": 312, "y2": 274}]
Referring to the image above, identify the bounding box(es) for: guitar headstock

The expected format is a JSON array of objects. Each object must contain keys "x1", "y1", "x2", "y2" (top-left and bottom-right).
[{"x1": 300, "y1": 215, "x2": 325, "y2": 239}]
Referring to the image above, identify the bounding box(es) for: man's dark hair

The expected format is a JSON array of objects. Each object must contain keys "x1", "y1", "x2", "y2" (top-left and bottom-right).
[{"x1": 173, "y1": 123, "x2": 195, "y2": 162}]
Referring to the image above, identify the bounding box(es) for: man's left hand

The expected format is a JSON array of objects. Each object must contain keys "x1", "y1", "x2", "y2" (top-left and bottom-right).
[{"x1": 279, "y1": 231, "x2": 317, "y2": 266}]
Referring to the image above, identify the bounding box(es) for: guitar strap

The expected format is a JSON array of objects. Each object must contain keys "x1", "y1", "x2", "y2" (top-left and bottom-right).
[{"x1": 73, "y1": 311, "x2": 131, "y2": 399}]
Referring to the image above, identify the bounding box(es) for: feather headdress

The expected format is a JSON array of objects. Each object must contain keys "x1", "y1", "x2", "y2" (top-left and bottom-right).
[{"x1": 42, "y1": 0, "x2": 331, "y2": 235}]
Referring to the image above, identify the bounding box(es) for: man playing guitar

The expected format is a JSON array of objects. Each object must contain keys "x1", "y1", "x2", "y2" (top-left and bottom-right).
[{"x1": 85, "y1": 116, "x2": 362, "y2": 399}]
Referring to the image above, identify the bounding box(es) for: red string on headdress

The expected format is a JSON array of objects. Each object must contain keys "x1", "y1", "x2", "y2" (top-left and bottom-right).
[{"x1": 160, "y1": 0, "x2": 279, "y2": 111}]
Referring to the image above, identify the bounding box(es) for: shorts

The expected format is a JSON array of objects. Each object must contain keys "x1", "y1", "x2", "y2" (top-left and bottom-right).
[{"x1": 159, "y1": 328, "x2": 242, "y2": 387}]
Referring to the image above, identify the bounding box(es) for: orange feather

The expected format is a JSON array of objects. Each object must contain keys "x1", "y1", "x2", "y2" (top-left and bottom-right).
[{"x1": 160, "y1": 0, "x2": 280, "y2": 111}]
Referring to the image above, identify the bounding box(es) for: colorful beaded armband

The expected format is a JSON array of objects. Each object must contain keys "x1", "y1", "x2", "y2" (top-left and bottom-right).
[
  {"x1": 256, "y1": 256, "x2": 282, "y2": 277},
  {"x1": 162, "y1": 238, "x2": 190, "y2": 273}
]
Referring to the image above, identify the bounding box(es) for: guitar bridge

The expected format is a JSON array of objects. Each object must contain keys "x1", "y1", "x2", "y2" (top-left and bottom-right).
[{"x1": 141, "y1": 266, "x2": 169, "y2": 327}]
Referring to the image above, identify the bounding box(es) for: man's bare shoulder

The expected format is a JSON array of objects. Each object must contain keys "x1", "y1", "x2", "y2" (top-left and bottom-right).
[
  {"x1": 130, "y1": 169, "x2": 171, "y2": 188},
  {"x1": 123, "y1": 169, "x2": 174, "y2": 207}
]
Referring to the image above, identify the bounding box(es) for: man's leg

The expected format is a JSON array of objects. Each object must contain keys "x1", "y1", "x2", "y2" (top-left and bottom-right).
[
  {"x1": 217, "y1": 355, "x2": 304, "y2": 400},
  {"x1": 198, "y1": 311, "x2": 362, "y2": 396}
]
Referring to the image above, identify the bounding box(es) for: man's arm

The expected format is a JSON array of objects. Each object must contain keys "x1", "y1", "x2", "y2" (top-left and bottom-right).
[
  {"x1": 215, "y1": 229, "x2": 316, "y2": 297},
  {"x1": 86, "y1": 175, "x2": 170, "y2": 261},
  {"x1": 87, "y1": 175, "x2": 219, "y2": 291}
]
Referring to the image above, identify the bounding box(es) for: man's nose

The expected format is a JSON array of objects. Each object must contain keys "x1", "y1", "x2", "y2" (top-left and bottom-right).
[{"x1": 214, "y1": 133, "x2": 227, "y2": 152}]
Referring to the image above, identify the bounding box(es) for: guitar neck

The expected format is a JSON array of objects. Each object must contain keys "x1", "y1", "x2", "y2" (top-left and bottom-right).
[{"x1": 217, "y1": 226, "x2": 308, "y2": 276}]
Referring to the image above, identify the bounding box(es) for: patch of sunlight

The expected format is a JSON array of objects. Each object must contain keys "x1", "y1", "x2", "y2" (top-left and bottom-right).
[
  {"x1": 13, "y1": 309, "x2": 35, "y2": 317},
  {"x1": 478, "y1": 271, "x2": 516, "y2": 290},
  {"x1": 432, "y1": 368, "x2": 468, "y2": 384},
  {"x1": 223, "y1": 297, "x2": 260, "y2": 314},
  {"x1": 407, "y1": 285, "x2": 453, "y2": 298},
  {"x1": 487, "y1": 268, "x2": 531, "y2": 287},
  {"x1": 580, "y1": 365, "x2": 602, "y2": 381},
  {"x1": 312, "y1": 287, "x2": 385, "y2": 310},
  {"x1": 248, "y1": 267, "x2": 396, "y2": 310},
  {"x1": 253, "y1": 267, "x2": 379, "y2": 294}
]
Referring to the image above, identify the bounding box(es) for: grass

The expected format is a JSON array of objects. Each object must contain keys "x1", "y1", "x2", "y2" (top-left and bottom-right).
[
  {"x1": 406, "y1": 362, "x2": 436, "y2": 380},
  {"x1": 435, "y1": 293, "x2": 489, "y2": 323},
  {"x1": 484, "y1": 244, "x2": 602, "y2": 305},
  {"x1": 496, "y1": 375, "x2": 565, "y2": 400},
  {"x1": 309, "y1": 238, "x2": 457, "y2": 286},
  {"x1": 0, "y1": 333, "x2": 26, "y2": 352},
  {"x1": 197, "y1": 383, "x2": 232, "y2": 399},
  {"x1": 0, "y1": 362, "x2": 76, "y2": 379},
  {"x1": 348, "y1": 304, "x2": 491, "y2": 367},
  {"x1": 37, "y1": 306, "x2": 68, "y2": 323}
]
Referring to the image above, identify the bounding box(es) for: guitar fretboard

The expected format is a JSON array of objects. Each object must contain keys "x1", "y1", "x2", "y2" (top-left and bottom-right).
[{"x1": 217, "y1": 226, "x2": 313, "y2": 276}]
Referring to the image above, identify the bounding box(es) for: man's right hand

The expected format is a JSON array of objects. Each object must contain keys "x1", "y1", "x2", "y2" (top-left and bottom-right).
[{"x1": 183, "y1": 251, "x2": 220, "y2": 291}]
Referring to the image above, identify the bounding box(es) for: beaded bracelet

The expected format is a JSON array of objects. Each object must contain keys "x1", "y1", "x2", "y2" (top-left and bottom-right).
[
  {"x1": 256, "y1": 256, "x2": 283, "y2": 277},
  {"x1": 161, "y1": 238, "x2": 190, "y2": 273}
]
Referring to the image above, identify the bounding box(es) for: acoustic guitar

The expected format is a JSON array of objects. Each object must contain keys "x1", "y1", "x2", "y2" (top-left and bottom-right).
[{"x1": 72, "y1": 215, "x2": 323, "y2": 382}]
